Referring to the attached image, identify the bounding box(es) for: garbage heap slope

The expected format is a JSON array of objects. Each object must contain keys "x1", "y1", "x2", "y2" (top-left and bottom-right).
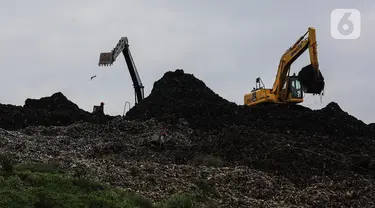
[
  {"x1": 126, "y1": 69, "x2": 373, "y2": 137},
  {"x1": 0, "y1": 92, "x2": 113, "y2": 130}
]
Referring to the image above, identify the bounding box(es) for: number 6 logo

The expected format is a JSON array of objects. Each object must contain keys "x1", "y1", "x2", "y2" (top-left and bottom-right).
[{"x1": 331, "y1": 9, "x2": 361, "y2": 39}]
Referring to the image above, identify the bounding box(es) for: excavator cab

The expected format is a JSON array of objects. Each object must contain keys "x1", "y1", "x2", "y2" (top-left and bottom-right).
[
  {"x1": 289, "y1": 75, "x2": 303, "y2": 99},
  {"x1": 279, "y1": 74, "x2": 303, "y2": 102}
]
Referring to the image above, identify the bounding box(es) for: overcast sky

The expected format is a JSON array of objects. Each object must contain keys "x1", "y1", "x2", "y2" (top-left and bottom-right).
[{"x1": 0, "y1": 0, "x2": 374, "y2": 124}]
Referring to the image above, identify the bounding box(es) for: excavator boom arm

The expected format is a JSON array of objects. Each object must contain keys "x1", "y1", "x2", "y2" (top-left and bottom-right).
[
  {"x1": 98, "y1": 37, "x2": 144, "y2": 104},
  {"x1": 122, "y1": 45, "x2": 144, "y2": 103},
  {"x1": 272, "y1": 27, "x2": 319, "y2": 96}
]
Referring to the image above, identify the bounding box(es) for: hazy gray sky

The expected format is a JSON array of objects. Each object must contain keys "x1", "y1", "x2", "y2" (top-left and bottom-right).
[{"x1": 0, "y1": 0, "x2": 374, "y2": 124}]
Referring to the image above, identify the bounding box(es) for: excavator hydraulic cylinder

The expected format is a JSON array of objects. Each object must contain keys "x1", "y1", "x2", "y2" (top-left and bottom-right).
[{"x1": 298, "y1": 64, "x2": 325, "y2": 94}]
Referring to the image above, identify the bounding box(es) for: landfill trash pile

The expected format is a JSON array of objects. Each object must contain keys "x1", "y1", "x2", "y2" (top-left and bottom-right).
[
  {"x1": 0, "y1": 92, "x2": 113, "y2": 130},
  {"x1": 192, "y1": 124, "x2": 375, "y2": 185},
  {"x1": 369, "y1": 123, "x2": 375, "y2": 131},
  {"x1": 125, "y1": 70, "x2": 375, "y2": 184},
  {"x1": 0, "y1": 69, "x2": 374, "y2": 207},
  {"x1": 126, "y1": 70, "x2": 372, "y2": 137},
  {"x1": 1, "y1": 121, "x2": 374, "y2": 207},
  {"x1": 126, "y1": 69, "x2": 240, "y2": 129}
]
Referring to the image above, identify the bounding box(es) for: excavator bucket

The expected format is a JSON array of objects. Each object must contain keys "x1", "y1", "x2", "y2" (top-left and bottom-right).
[
  {"x1": 298, "y1": 64, "x2": 325, "y2": 94},
  {"x1": 98, "y1": 52, "x2": 114, "y2": 66}
]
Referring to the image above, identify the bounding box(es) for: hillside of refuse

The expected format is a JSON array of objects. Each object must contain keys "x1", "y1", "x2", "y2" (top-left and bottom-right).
[
  {"x1": 126, "y1": 69, "x2": 373, "y2": 137},
  {"x1": 0, "y1": 69, "x2": 373, "y2": 136},
  {"x1": 0, "y1": 69, "x2": 375, "y2": 207},
  {"x1": 0, "y1": 92, "x2": 114, "y2": 130},
  {"x1": 124, "y1": 69, "x2": 375, "y2": 183}
]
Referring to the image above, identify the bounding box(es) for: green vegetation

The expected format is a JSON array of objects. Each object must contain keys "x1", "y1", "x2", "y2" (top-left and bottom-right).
[{"x1": 0, "y1": 154, "x2": 216, "y2": 208}]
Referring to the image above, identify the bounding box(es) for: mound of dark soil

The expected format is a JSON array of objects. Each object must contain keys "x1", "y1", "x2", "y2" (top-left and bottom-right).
[
  {"x1": 0, "y1": 104, "x2": 24, "y2": 130},
  {"x1": 193, "y1": 124, "x2": 375, "y2": 185},
  {"x1": 125, "y1": 69, "x2": 375, "y2": 185},
  {"x1": 369, "y1": 123, "x2": 375, "y2": 131},
  {"x1": 0, "y1": 92, "x2": 113, "y2": 130},
  {"x1": 126, "y1": 69, "x2": 372, "y2": 137},
  {"x1": 24, "y1": 92, "x2": 81, "y2": 111},
  {"x1": 126, "y1": 69, "x2": 242, "y2": 129},
  {"x1": 293, "y1": 102, "x2": 371, "y2": 137}
]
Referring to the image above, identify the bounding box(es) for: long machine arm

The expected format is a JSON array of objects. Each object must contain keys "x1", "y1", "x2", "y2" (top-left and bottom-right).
[
  {"x1": 272, "y1": 27, "x2": 319, "y2": 98},
  {"x1": 98, "y1": 37, "x2": 144, "y2": 104}
]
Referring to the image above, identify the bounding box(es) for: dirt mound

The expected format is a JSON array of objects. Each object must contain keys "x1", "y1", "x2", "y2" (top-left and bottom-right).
[
  {"x1": 126, "y1": 69, "x2": 242, "y2": 129},
  {"x1": 193, "y1": 124, "x2": 375, "y2": 185},
  {"x1": 126, "y1": 69, "x2": 310, "y2": 129},
  {"x1": 24, "y1": 92, "x2": 80, "y2": 111},
  {"x1": 125, "y1": 69, "x2": 375, "y2": 187},
  {"x1": 126, "y1": 69, "x2": 372, "y2": 137},
  {"x1": 293, "y1": 102, "x2": 372, "y2": 137},
  {"x1": 369, "y1": 123, "x2": 375, "y2": 131},
  {"x1": 0, "y1": 92, "x2": 112, "y2": 130}
]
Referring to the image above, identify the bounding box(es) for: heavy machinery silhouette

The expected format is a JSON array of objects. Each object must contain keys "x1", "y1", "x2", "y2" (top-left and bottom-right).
[
  {"x1": 244, "y1": 27, "x2": 325, "y2": 106},
  {"x1": 98, "y1": 37, "x2": 144, "y2": 104}
]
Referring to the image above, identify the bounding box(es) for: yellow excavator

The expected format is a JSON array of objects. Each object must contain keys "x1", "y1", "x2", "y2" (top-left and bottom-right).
[{"x1": 244, "y1": 27, "x2": 325, "y2": 106}]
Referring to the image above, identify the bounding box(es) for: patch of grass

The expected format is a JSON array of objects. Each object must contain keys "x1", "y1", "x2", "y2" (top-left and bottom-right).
[
  {"x1": 128, "y1": 195, "x2": 154, "y2": 208},
  {"x1": 162, "y1": 193, "x2": 197, "y2": 208},
  {"x1": 0, "y1": 170, "x2": 132, "y2": 208},
  {"x1": 15, "y1": 162, "x2": 63, "y2": 174},
  {"x1": 0, "y1": 154, "x2": 14, "y2": 176},
  {"x1": 0, "y1": 160, "x2": 211, "y2": 208},
  {"x1": 0, "y1": 158, "x2": 151, "y2": 208}
]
